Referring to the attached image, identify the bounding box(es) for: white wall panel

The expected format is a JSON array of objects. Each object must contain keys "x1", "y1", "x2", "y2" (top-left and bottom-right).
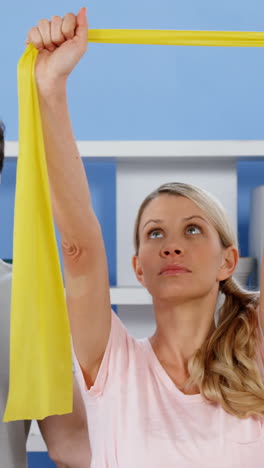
[{"x1": 117, "y1": 305, "x2": 156, "y2": 339}]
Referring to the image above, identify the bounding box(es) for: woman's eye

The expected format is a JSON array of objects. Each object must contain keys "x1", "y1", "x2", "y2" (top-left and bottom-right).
[
  {"x1": 148, "y1": 230, "x2": 163, "y2": 239},
  {"x1": 186, "y1": 225, "x2": 202, "y2": 235}
]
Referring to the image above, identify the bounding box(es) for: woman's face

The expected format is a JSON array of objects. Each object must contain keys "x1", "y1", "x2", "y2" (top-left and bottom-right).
[{"x1": 132, "y1": 194, "x2": 238, "y2": 302}]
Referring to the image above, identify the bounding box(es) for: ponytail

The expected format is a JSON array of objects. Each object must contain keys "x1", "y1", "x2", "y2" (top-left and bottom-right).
[{"x1": 181, "y1": 278, "x2": 264, "y2": 419}]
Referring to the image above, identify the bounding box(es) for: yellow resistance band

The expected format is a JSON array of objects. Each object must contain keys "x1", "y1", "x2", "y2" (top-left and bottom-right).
[
  {"x1": 3, "y1": 44, "x2": 72, "y2": 422},
  {"x1": 88, "y1": 29, "x2": 264, "y2": 47}
]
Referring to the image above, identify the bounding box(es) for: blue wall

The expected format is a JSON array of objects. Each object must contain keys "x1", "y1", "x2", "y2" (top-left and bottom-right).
[
  {"x1": 27, "y1": 453, "x2": 56, "y2": 468},
  {"x1": 1, "y1": 0, "x2": 264, "y2": 140}
]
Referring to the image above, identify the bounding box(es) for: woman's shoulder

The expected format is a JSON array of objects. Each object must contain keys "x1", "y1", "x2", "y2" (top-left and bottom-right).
[{"x1": 111, "y1": 310, "x2": 150, "y2": 358}]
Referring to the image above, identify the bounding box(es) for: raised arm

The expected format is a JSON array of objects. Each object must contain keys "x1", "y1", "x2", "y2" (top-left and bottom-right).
[{"x1": 26, "y1": 8, "x2": 111, "y2": 387}]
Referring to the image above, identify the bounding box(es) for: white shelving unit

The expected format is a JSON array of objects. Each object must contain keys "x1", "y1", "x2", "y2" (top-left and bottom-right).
[
  {"x1": 110, "y1": 286, "x2": 152, "y2": 304},
  {"x1": 6, "y1": 140, "x2": 264, "y2": 158}
]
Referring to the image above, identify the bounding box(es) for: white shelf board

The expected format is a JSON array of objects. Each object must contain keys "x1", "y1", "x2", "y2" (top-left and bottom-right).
[
  {"x1": 5, "y1": 140, "x2": 264, "y2": 158},
  {"x1": 110, "y1": 286, "x2": 152, "y2": 305}
]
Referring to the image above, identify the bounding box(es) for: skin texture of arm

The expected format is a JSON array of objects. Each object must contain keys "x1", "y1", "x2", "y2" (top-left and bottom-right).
[{"x1": 38, "y1": 377, "x2": 91, "y2": 468}]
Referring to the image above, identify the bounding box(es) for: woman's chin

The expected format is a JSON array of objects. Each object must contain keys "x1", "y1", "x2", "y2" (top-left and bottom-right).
[{"x1": 149, "y1": 285, "x2": 191, "y2": 303}]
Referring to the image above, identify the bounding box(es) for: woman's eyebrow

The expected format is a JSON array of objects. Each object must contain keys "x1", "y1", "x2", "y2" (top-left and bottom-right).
[
  {"x1": 183, "y1": 215, "x2": 209, "y2": 225},
  {"x1": 142, "y1": 219, "x2": 163, "y2": 230},
  {"x1": 142, "y1": 215, "x2": 209, "y2": 230}
]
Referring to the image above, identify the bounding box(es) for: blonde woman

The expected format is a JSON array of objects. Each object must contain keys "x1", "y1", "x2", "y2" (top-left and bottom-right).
[{"x1": 26, "y1": 7, "x2": 264, "y2": 467}]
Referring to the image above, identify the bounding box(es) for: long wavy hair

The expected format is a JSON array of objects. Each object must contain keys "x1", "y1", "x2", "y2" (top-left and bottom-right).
[{"x1": 134, "y1": 182, "x2": 264, "y2": 419}]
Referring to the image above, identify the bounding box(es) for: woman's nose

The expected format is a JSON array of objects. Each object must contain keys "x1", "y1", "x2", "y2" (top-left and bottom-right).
[{"x1": 161, "y1": 243, "x2": 183, "y2": 257}]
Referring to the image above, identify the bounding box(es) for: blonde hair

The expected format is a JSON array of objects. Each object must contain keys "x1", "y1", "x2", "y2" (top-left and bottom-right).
[{"x1": 134, "y1": 182, "x2": 264, "y2": 419}]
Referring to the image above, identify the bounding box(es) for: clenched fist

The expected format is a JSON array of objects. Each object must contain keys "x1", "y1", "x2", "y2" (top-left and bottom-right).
[{"x1": 26, "y1": 7, "x2": 88, "y2": 93}]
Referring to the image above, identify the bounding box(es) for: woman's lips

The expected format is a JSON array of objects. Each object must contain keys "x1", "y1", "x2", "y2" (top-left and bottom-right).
[
  {"x1": 159, "y1": 265, "x2": 191, "y2": 276},
  {"x1": 160, "y1": 269, "x2": 191, "y2": 276}
]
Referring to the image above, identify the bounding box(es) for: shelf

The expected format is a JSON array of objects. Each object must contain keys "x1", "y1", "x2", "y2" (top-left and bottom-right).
[
  {"x1": 5, "y1": 140, "x2": 264, "y2": 159},
  {"x1": 110, "y1": 286, "x2": 152, "y2": 305}
]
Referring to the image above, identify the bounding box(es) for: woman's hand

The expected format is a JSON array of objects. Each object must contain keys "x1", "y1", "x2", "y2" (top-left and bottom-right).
[{"x1": 26, "y1": 7, "x2": 88, "y2": 93}]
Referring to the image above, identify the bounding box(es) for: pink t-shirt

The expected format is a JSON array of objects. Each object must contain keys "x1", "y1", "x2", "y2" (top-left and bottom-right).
[{"x1": 73, "y1": 306, "x2": 264, "y2": 468}]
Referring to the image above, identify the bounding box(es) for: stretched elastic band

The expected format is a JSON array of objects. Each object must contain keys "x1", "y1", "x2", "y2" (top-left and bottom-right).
[{"x1": 88, "y1": 29, "x2": 264, "y2": 47}]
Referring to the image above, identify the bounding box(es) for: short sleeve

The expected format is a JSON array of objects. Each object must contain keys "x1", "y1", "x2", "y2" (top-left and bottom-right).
[
  {"x1": 72, "y1": 309, "x2": 133, "y2": 399},
  {"x1": 255, "y1": 305, "x2": 264, "y2": 379}
]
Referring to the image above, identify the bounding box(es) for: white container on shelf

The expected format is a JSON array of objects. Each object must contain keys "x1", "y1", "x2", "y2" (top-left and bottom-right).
[{"x1": 249, "y1": 185, "x2": 264, "y2": 288}]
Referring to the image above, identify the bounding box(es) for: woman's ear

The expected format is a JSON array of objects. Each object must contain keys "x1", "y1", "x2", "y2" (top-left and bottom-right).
[
  {"x1": 216, "y1": 245, "x2": 239, "y2": 282},
  {"x1": 132, "y1": 255, "x2": 145, "y2": 286}
]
